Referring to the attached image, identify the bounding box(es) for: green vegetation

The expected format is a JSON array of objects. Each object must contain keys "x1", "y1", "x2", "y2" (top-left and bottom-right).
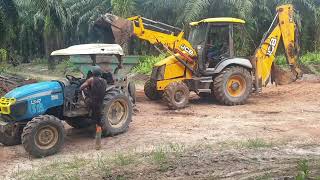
[
  {"x1": 276, "y1": 52, "x2": 320, "y2": 74},
  {"x1": 277, "y1": 52, "x2": 320, "y2": 66},
  {"x1": 13, "y1": 144, "x2": 185, "y2": 180},
  {"x1": 132, "y1": 55, "x2": 165, "y2": 75},
  {"x1": 115, "y1": 153, "x2": 136, "y2": 166},
  {"x1": 296, "y1": 159, "x2": 310, "y2": 180},
  {"x1": 14, "y1": 156, "x2": 89, "y2": 180},
  {"x1": 241, "y1": 138, "x2": 273, "y2": 149},
  {"x1": 151, "y1": 147, "x2": 169, "y2": 171},
  {"x1": 1, "y1": 0, "x2": 320, "y2": 64},
  {"x1": 219, "y1": 138, "x2": 273, "y2": 149}
]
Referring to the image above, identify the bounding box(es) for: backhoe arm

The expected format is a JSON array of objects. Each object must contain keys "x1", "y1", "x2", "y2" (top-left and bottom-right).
[
  {"x1": 127, "y1": 16, "x2": 197, "y2": 59},
  {"x1": 95, "y1": 14, "x2": 196, "y2": 61},
  {"x1": 252, "y1": 4, "x2": 302, "y2": 92}
]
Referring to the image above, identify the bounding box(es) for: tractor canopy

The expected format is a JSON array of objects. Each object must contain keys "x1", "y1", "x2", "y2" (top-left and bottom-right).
[
  {"x1": 51, "y1": 44, "x2": 124, "y2": 56},
  {"x1": 51, "y1": 44, "x2": 129, "y2": 78}
]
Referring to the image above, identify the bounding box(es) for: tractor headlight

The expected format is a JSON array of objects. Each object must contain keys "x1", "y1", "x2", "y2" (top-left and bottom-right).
[
  {"x1": 151, "y1": 65, "x2": 165, "y2": 81},
  {"x1": 10, "y1": 101, "x2": 27, "y2": 117}
]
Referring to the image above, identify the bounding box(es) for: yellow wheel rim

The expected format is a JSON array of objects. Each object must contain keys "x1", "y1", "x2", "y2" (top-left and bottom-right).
[
  {"x1": 226, "y1": 75, "x2": 246, "y2": 97},
  {"x1": 35, "y1": 126, "x2": 59, "y2": 150},
  {"x1": 107, "y1": 99, "x2": 129, "y2": 128}
]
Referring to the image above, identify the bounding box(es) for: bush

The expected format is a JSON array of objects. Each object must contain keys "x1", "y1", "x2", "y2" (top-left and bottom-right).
[
  {"x1": 132, "y1": 54, "x2": 166, "y2": 75},
  {"x1": 0, "y1": 49, "x2": 7, "y2": 63},
  {"x1": 276, "y1": 52, "x2": 320, "y2": 66}
]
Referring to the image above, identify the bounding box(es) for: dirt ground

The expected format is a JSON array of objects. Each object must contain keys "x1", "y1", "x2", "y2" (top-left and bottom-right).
[{"x1": 1, "y1": 74, "x2": 320, "y2": 179}]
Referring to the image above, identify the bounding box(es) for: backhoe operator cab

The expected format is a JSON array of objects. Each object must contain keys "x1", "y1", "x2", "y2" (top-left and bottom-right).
[{"x1": 188, "y1": 18, "x2": 248, "y2": 74}]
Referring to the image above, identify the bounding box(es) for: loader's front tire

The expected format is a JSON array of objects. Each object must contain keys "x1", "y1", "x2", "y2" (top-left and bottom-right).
[
  {"x1": 163, "y1": 81, "x2": 190, "y2": 110},
  {"x1": 213, "y1": 66, "x2": 252, "y2": 105},
  {"x1": 101, "y1": 89, "x2": 132, "y2": 136},
  {"x1": 22, "y1": 115, "x2": 65, "y2": 158},
  {"x1": 144, "y1": 79, "x2": 163, "y2": 100}
]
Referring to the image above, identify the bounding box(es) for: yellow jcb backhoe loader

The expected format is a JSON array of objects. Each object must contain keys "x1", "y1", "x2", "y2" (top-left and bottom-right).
[{"x1": 95, "y1": 4, "x2": 302, "y2": 109}]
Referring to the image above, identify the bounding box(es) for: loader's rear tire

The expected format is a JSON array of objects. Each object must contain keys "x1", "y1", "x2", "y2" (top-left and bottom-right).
[
  {"x1": 101, "y1": 89, "x2": 132, "y2": 137},
  {"x1": 0, "y1": 126, "x2": 22, "y2": 146},
  {"x1": 22, "y1": 115, "x2": 65, "y2": 158},
  {"x1": 163, "y1": 82, "x2": 190, "y2": 110},
  {"x1": 65, "y1": 118, "x2": 93, "y2": 129},
  {"x1": 213, "y1": 66, "x2": 252, "y2": 105},
  {"x1": 144, "y1": 79, "x2": 163, "y2": 100}
]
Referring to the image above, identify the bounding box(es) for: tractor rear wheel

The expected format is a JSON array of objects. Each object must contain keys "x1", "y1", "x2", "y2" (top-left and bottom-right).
[
  {"x1": 22, "y1": 115, "x2": 65, "y2": 158},
  {"x1": 144, "y1": 79, "x2": 163, "y2": 100},
  {"x1": 101, "y1": 89, "x2": 132, "y2": 136},
  {"x1": 0, "y1": 126, "x2": 22, "y2": 146},
  {"x1": 213, "y1": 66, "x2": 252, "y2": 105},
  {"x1": 128, "y1": 82, "x2": 136, "y2": 104},
  {"x1": 163, "y1": 81, "x2": 190, "y2": 110}
]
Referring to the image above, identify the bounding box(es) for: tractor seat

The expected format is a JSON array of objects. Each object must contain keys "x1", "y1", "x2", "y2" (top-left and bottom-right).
[{"x1": 102, "y1": 72, "x2": 115, "y2": 84}]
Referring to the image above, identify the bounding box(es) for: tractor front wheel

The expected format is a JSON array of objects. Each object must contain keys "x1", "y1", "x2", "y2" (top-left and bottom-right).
[
  {"x1": 144, "y1": 79, "x2": 163, "y2": 100},
  {"x1": 213, "y1": 66, "x2": 252, "y2": 105},
  {"x1": 163, "y1": 82, "x2": 190, "y2": 110},
  {"x1": 0, "y1": 125, "x2": 22, "y2": 146},
  {"x1": 22, "y1": 115, "x2": 65, "y2": 158}
]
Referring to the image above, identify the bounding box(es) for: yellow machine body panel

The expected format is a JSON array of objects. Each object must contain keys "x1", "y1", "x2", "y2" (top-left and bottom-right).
[
  {"x1": 128, "y1": 16, "x2": 197, "y2": 58},
  {"x1": 277, "y1": 5, "x2": 302, "y2": 76},
  {"x1": 190, "y1": 17, "x2": 246, "y2": 26},
  {"x1": 154, "y1": 55, "x2": 193, "y2": 90},
  {"x1": 254, "y1": 25, "x2": 282, "y2": 86},
  {"x1": 252, "y1": 4, "x2": 302, "y2": 90}
]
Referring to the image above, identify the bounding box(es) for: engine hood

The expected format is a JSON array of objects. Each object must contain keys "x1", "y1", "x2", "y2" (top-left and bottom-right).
[{"x1": 5, "y1": 81, "x2": 62, "y2": 101}]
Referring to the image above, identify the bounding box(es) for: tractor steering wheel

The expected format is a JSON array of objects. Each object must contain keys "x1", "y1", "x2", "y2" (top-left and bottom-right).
[{"x1": 66, "y1": 75, "x2": 81, "y2": 85}]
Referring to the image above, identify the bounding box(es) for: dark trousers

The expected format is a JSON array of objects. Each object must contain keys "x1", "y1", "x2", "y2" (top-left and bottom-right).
[{"x1": 90, "y1": 104, "x2": 103, "y2": 127}]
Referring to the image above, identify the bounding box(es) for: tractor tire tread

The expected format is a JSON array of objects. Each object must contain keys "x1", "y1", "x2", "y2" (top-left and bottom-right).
[
  {"x1": 22, "y1": 115, "x2": 65, "y2": 158},
  {"x1": 101, "y1": 89, "x2": 132, "y2": 137}
]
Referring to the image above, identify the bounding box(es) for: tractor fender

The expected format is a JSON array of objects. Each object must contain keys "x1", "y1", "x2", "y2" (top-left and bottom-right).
[{"x1": 214, "y1": 58, "x2": 252, "y2": 74}]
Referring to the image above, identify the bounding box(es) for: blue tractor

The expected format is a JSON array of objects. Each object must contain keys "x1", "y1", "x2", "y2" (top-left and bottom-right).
[{"x1": 0, "y1": 44, "x2": 135, "y2": 157}]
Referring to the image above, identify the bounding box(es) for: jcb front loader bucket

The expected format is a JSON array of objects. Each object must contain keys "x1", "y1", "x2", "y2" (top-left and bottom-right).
[{"x1": 94, "y1": 14, "x2": 133, "y2": 47}]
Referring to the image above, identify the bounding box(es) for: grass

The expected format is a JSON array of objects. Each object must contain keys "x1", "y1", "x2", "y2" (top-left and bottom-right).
[
  {"x1": 14, "y1": 156, "x2": 89, "y2": 180},
  {"x1": 296, "y1": 159, "x2": 311, "y2": 180},
  {"x1": 151, "y1": 147, "x2": 169, "y2": 171},
  {"x1": 241, "y1": 138, "x2": 273, "y2": 149},
  {"x1": 114, "y1": 153, "x2": 136, "y2": 166},
  {"x1": 12, "y1": 144, "x2": 186, "y2": 180},
  {"x1": 219, "y1": 138, "x2": 273, "y2": 150},
  {"x1": 11, "y1": 143, "x2": 320, "y2": 180}
]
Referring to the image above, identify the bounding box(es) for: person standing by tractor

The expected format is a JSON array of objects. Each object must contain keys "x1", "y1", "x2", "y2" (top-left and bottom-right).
[{"x1": 80, "y1": 67, "x2": 107, "y2": 150}]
